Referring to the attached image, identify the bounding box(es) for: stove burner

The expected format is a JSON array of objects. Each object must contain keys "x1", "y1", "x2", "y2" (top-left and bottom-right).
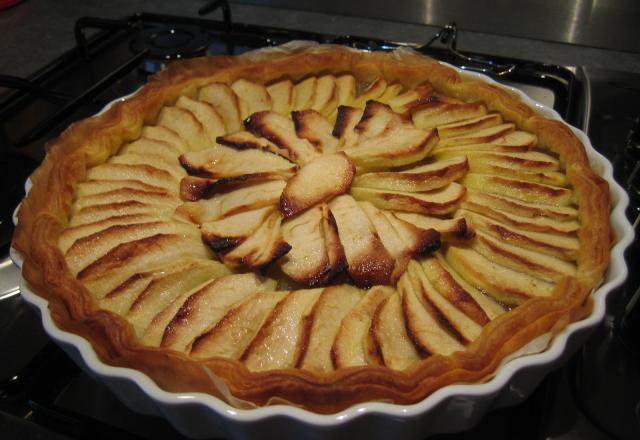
[{"x1": 130, "y1": 24, "x2": 212, "y2": 73}]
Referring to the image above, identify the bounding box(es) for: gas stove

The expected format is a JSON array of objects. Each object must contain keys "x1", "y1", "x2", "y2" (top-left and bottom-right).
[{"x1": 1, "y1": 3, "x2": 638, "y2": 439}]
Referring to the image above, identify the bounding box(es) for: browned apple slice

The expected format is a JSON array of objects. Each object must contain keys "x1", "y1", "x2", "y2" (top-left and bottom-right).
[
  {"x1": 432, "y1": 130, "x2": 538, "y2": 155},
  {"x1": 297, "y1": 285, "x2": 363, "y2": 373},
  {"x1": 69, "y1": 201, "x2": 177, "y2": 227},
  {"x1": 353, "y1": 156, "x2": 468, "y2": 192},
  {"x1": 412, "y1": 102, "x2": 487, "y2": 130},
  {"x1": 292, "y1": 76, "x2": 317, "y2": 110},
  {"x1": 161, "y1": 272, "x2": 273, "y2": 351},
  {"x1": 405, "y1": 261, "x2": 483, "y2": 344},
  {"x1": 190, "y1": 291, "x2": 288, "y2": 360},
  {"x1": 77, "y1": 234, "x2": 211, "y2": 299},
  {"x1": 279, "y1": 206, "x2": 331, "y2": 286},
  {"x1": 460, "y1": 209, "x2": 579, "y2": 260},
  {"x1": 72, "y1": 188, "x2": 178, "y2": 214},
  {"x1": 462, "y1": 173, "x2": 573, "y2": 205},
  {"x1": 175, "y1": 179, "x2": 285, "y2": 223},
  {"x1": 101, "y1": 259, "x2": 228, "y2": 316},
  {"x1": 140, "y1": 273, "x2": 275, "y2": 346},
  {"x1": 65, "y1": 221, "x2": 200, "y2": 276},
  {"x1": 198, "y1": 82, "x2": 243, "y2": 133},
  {"x1": 352, "y1": 78, "x2": 387, "y2": 108},
  {"x1": 110, "y1": 153, "x2": 185, "y2": 179},
  {"x1": 328, "y1": 195, "x2": 395, "y2": 287},
  {"x1": 463, "y1": 188, "x2": 578, "y2": 221},
  {"x1": 321, "y1": 203, "x2": 347, "y2": 280},
  {"x1": 85, "y1": 163, "x2": 179, "y2": 194},
  {"x1": 369, "y1": 290, "x2": 422, "y2": 370},
  {"x1": 156, "y1": 106, "x2": 211, "y2": 151},
  {"x1": 377, "y1": 83, "x2": 404, "y2": 103},
  {"x1": 202, "y1": 206, "x2": 275, "y2": 251},
  {"x1": 437, "y1": 123, "x2": 516, "y2": 148},
  {"x1": 436, "y1": 113, "x2": 503, "y2": 139},
  {"x1": 216, "y1": 130, "x2": 295, "y2": 161},
  {"x1": 311, "y1": 75, "x2": 338, "y2": 115},
  {"x1": 353, "y1": 100, "x2": 403, "y2": 140},
  {"x1": 120, "y1": 137, "x2": 183, "y2": 158},
  {"x1": 333, "y1": 105, "x2": 363, "y2": 150},
  {"x1": 381, "y1": 210, "x2": 441, "y2": 255},
  {"x1": 291, "y1": 110, "x2": 338, "y2": 153},
  {"x1": 176, "y1": 95, "x2": 226, "y2": 143},
  {"x1": 222, "y1": 210, "x2": 291, "y2": 270},
  {"x1": 180, "y1": 172, "x2": 291, "y2": 201},
  {"x1": 231, "y1": 79, "x2": 272, "y2": 119},
  {"x1": 446, "y1": 246, "x2": 556, "y2": 305},
  {"x1": 335, "y1": 74, "x2": 356, "y2": 106},
  {"x1": 245, "y1": 111, "x2": 320, "y2": 164},
  {"x1": 332, "y1": 285, "x2": 394, "y2": 368},
  {"x1": 242, "y1": 288, "x2": 323, "y2": 371},
  {"x1": 344, "y1": 126, "x2": 438, "y2": 170},
  {"x1": 351, "y1": 183, "x2": 466, "y2": 216},
  {"x1": 141, "y1": 126, "x2": 188, "y2": 153},
  {"x1": 387, "y1": 83, "x2": 434, "y2": 114},
  {"x1": 280, "y1": 152, "x2": 355, "y2": 219},
  {"x1": 394, "y1": 212, "x2": 473, "y2": 241},
  {"x1": 267, "y1": 79, "x2": 293, "y2": 115}
]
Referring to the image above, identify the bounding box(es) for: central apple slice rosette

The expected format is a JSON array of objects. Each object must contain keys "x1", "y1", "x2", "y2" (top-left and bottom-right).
[{"x1": 61, "y1": 70, "x2": 579, "y2": 375}]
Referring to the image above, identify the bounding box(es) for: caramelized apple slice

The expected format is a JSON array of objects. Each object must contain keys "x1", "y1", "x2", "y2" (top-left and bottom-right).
[
  {"x1": 321, "y1": 203, "x2": 347, "y2": 280},
  {"x1": 222, "y1": 211, "x2": 290, "y2": 270},
  {"x1": 333, "y1": 105, "x2": 363, "y2": 150},
  {"x1": 328, "y1": 195, "x2": 395, "y2": 287},
  {"x1": 190, "y1": 291, "x2": 288, "y2": 360},
  {"x1": 110, "y1": 153, "x2": 185, "y2": 179},
  {"x1": 280, "y1": 152, "x2": 355, "y2": 218},
  {"x1": 280, "y1": 206, "x2": 331, "y2": 286},
  {"x1": 436, "y1": 113, "x2": 503, "y2": 139},
  {"x1": 387, "y1": 83, "x2": 434, "y2": 114},
  {"x1": 216, "y1": 130, "x2": 295, "y2": 161},
  {"x1": 180, "y1": 172, "x2": 291, "y2": 201},
  {"x1": 370, "y1": 290, "x2": 422, "y2": 370},
  {"x1": 157, "y1": 106, "x2": 211, "y2": 151},
  {"x1": 352, "y1": 78, "x2": 387, "y2": 108},
  {"x1": 353, "y1": 156, "x2": 468, "y2": 192},
  {"x1": 292, "y1": 76, "x2": 317, "y2": 110},
  {"x1": 297, "y1": 285, "x2": 363, "y2": 372},
  {"x1": 72, "y1": 188, "x2": 178, "y2": 214},
  {"x1": 332, "y1": 285, "x2": 394, "y2": 368},
  {"x1": 176, "y1": 95, "x2": 226, "y2": 143},
  {"x1": 242, "y1": 288, "x2": 323, "y2": 371},
  {"x1": 412, "y1": 102, "x2": 487, "y2": 130},
  {"x1": 198, "y1": 82, "x2": 243, "y2": 133},
  {"x1": 86, "y1": 163, "x2": 178, "y2": 194},
  {"x1": 437, "y1": 123, "x2": 516, "y2": 148},
  {"x1": 141, "y1": 126, "x2": 188, "y2": 153},
  {"x1": 353, "y1": 101, "x2": 403, "y2": 140},
  {"x1": 351, "y1": 183, "x2": 466, "y2": 216},
  {"x1": 394, "y1": 212, "x2": 473, "y2": 241},
  {"x1": 202, "y1": 206, "x2": 275, "y2": 251},
  {"x1": 161, "y1": 273, "x2": 273, "y2": 351},
  {"x1": 69, "y1": 201, "x2": 177, "y2": 227},
  {"x1": 344, "y1": 126, "x2": 438, "y2": 170},
  {"x1": 311, "y1": 75, "x2": 338, "y2": 115},
  {"x1": 267, "y1": 79, "x2": 293, "y2": 115},
  {"x1": 245, "y1": 111, "x2": 320, "y2": 164},
  {"x1": 462, "y1": 173, "x2": 573, "y2": 206},
  {"x1": 292, "y1": 110, "x2": 338, "y2": 153}
]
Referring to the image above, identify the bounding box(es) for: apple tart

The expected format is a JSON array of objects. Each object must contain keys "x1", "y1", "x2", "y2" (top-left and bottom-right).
[{"x1": 13, "y1": 43, "x2": 610, "y2": 413}]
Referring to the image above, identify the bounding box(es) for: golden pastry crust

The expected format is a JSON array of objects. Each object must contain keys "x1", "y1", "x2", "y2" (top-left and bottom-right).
[{"x1": 13, "y1": 43, "x2": 610, "y2": 414}]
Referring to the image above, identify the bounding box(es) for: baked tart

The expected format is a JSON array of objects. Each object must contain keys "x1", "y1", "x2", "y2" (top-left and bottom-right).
[{"x1": 13, "y1": 43, "x2": 611, "y2": 414}]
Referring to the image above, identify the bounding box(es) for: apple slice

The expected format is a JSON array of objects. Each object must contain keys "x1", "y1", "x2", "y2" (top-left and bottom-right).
[
  {"x1": 437, "y1": 123, "x2": 516, "y2": 148},
  {"x1": 351, "y1": 182, "x2": 466, "y2": 216},
  {"x1": 461, "y1": 173, "x2": 573, "y2": 205},
  {"x1": 387, "y1": 83, "x2": 434, "y2": 114},
  {"x1": 74, "y1": 179, "x2": 173, "y2": 200},
  {"x1": 267, "y1": 79, "x2": 294, "y2": 115},
  {"x1": 280, "y1": 152, "x2": 355, "y2": 219},
  {"x1": 333, "y1": 105, "x2": 363, "y2": 150},
  {"x1": 72, "y1": 188, "x2": 178, "y2": 214},
  {"x1": 377, "y1": 83, "x2": 404, "y2": 103},
  {"x1": 190, "y1": 291, "x2": 289, "y2": 360},
  {"x1": 344, "y1": 126, "x2": 438, "y2": 170},
  {"x1": 381, "y1": 210, "x2": 441, "y2": 255},
  {"x1": 435, "y1": 113, "x2": 503, "y2": 139},
  {"x1": 369, "y1": 290, "x2": 422, "y2": 370},
  {"x1": 86, "y1": 163, "x2": 178, "y2": 194},
  {"x1": 353, "y1": 156, "x2": 469, "y2": 192},
  {"x1": 291, "y1": 110, "x2": 338, "y2": 153},
  {"x1": 176, "y1": 95, "x2": 226, "y2": 143},
  {"x1": 141, "y1": 126, "x2": 188, "y2": 153},
  {"x1": 328, "y1": 195, "x2": 395, "y2": 287},
  {"x1": 216, "y1": 130, "x2": 295, "y2": 161},
  {"x1": 110, "y1": 153, "x2": 185, "y2": 179},
  {"x1": 180, "y1": 172, "x2": 290, "y2": 201},
  {"x1": 120, "y1": 137, "x2": 183, "y2": 158},
  {"x1": 412, "y1": 102, "x2": 487, "y2": 130},
  {"x1": 242, "y1": 288, "x2": 323, "y2": 372},
  {"x1": 394, "y1": 212, "x2": 473, "y2": 241},
  {"x1": 321, "y1": 203, "x2": 347, "y2": 281},
  {"x1": 245, "y1": 111, "x2": 320, "y2": 164},
  {"x1": 335, "y1": 74, "x2": 356, "y2": 106},
  {"x1": 161, "y1": 272, "x2": 272, "y2": 352},
  {"x1": 332, "y1": 285, "x2": 394, "y2": 368},
  {"x1": 292, "y1": 76, "x2": 317, "y2": 110},
  {"x1": 156, "y1": 106, "x2": 211, "y2": 151},
  {"x1": 231, "y1": 79, "x2": 272, "y2": 119},
  {"x1": 353, "y1": 100, "x2": 403, "y2": 140},
  {"x1": 202, "y1": 206, "x2": 276, "y2": 251},
  {"x1": 69, "y1": 201, "x2": 177, "y2": 227},
  {"x1": 279, "y1": 206, "x2": 331, "y2": 286},
  {"x1": 352, "y1": 78, "x2": 387, "y2": 108},
  {"x1": 311, "y1": 75, "x2": 338, "y2": 115},
  {"x1": 445, "y1": 246, "x2": 556, "y2": 305},
  {"x1": 198, "y1": 82, "x2": 243, "y2": 133},
  {"x1": 297, "y1": 285, "x2": 363, "y2": 373},
  {"x1": 222, "y1": 210, "x2": 291, "y2": 270}
]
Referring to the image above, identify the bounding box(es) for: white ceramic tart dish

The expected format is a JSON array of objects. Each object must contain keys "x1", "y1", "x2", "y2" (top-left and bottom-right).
[{"x1": 12, "y1": 42, "x2": 634, "y2": 438}]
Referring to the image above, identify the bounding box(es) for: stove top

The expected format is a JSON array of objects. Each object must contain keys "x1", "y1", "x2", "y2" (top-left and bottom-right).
[{"x1": 1, "y1": 3, "x2": 638, "y2": 439}]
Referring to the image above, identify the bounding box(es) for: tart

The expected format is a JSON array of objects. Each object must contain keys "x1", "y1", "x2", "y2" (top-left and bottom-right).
[{"x1": 13, "y1": 43, "x2": 610, "y2": 414}]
